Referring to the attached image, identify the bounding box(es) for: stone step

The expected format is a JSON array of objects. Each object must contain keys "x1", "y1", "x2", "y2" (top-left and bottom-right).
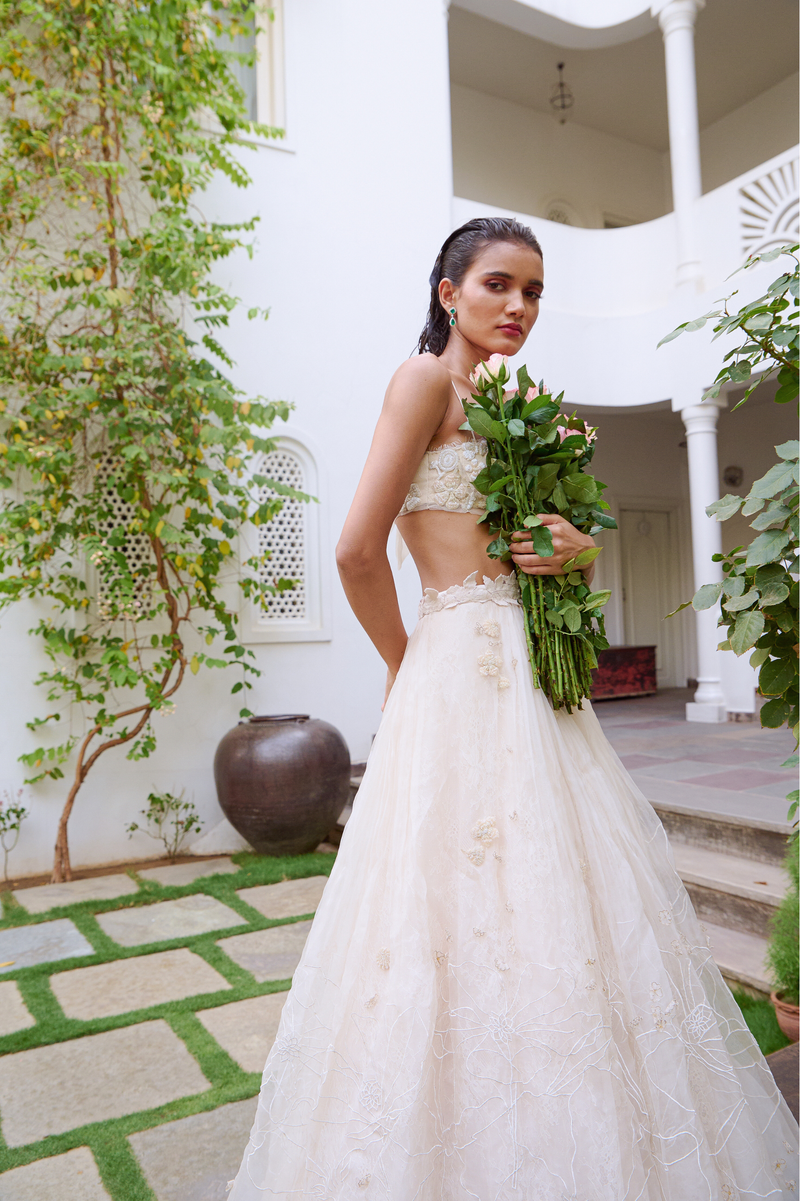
[
  {"x1": 703, "y1": 919, "x2": 772, "y2": 997},
  {"x1": 652, "y1": 800, "x2": 791, "y2": 867},
  {"x1": 672, "y1": 843, "x2": 786, "y2": 938}
]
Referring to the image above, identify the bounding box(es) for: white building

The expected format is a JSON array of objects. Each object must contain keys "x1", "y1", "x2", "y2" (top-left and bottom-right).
[{"x1": 2, "y1": 0, "x2": 797, "y2": 876}]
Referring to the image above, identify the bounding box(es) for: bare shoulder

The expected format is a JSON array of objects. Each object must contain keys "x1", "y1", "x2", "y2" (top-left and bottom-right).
[{"x1": 384, "y1": 353, "x2": 451, "y2": 415}]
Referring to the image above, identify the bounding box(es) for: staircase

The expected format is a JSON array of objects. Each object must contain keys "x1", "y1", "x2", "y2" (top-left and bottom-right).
[
  {"x1": 331, "y1": 775, "x2": 790, "y2": 998},
  {"x1": 653, "y1": 802, "x2": 790, "y2": 997}
]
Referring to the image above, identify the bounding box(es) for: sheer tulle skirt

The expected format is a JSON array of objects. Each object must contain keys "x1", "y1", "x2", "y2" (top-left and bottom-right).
[{"x1": 229, "y1": 573, "x2": 798, "y2": 1200}]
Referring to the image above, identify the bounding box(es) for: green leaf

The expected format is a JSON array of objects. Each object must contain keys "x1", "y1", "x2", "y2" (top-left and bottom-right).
[
  {"x1": 522, "y1": 514, "x2": 543, "y2": 528},
  {"x1": 545, "y1": 609, "x2": 564, "y2": 628},
  {"x1": 692, "y1": 581, "x2": 723, "y2": 610},
  {"x1": 571, "y1": 546, "x2": 602, "y2": 568},
  {"x1": 730, "y1": 609, "x2": 765, "y2": 656},
  {"x1": 665, "y1": 600, "x2": 692, "y2": 617},
  {"x1": 775, "y1": 440, "x2": 799, "y2": 461},
  {"x1": 723, "y1": 576, "x2": 745, "y2": 598},
  {"x1": 759, "y1": 580, "x2": 790, "y2": 606},
  {"x1": 561, "y1": 474, "x2": 597, "y2": 504},
  {"x1": 745, "y1": 528, "x2": 791, "y2": 568},
  {"x1": 534, "y1": 463, "x2": 559, "y2": 498},
  {"x1": 749, "y1": 460, "x2": 795, "y2": 499},
  {"x1": 741, "y1": 494, "x2": 765, "y2": 516},
  {"x1": 563, "y1": 606, "x2": 582, "y2": 633},
  {"x1": 760, "y1": 696, "x2": 790, "y2": 729},
  {"x1": 750, "y1": 504, "x2": 791, "y2": 531},
  {"x1": 755, "y1": 563, "x2": 786, "y2": 588},
  {"x1": 722, "y1": 588, "x2": 759, "y2": 612},
  {"x1": 706, "y1": 494, "x2": 743, "y2": 521},
  {"x1": 749, "y1": 647, "x2": 769, "y2": 668},
  {"x1": 657, "y1": 324, "x2": 687, "y2": 347},
  {"x1": 759, "y1": 656, "x2": 796, "y2": 697},
  {"x1": 533, "y1": 526, "x2": 555, "y2": 557},
  {"x1": 744, "y1": 313, "x2": 773, "y2": 330},
  {"x1": 507, "y1": 418, "x2": 525, "y2": 437},
  {"x1": 584, "y1": 589, "x2": 611, "y2": 610},
  {"x1": 466, "y1": 406, "x2": 507, "y2": 442}
]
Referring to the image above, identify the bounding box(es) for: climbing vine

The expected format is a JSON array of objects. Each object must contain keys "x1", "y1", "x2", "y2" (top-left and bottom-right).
[{"x1": 0, "y1": 0, "x2": 305, "y2": 880}]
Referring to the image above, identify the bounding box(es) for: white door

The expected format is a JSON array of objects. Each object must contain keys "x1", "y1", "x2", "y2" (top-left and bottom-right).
[{"x1": 619, "y1": 509, "x2": 677, "y2": 688}]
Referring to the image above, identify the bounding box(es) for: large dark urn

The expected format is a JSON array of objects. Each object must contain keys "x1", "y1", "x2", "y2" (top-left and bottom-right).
[{"x1": 214, "y1": 715, "x2": 351, "y2": 856}]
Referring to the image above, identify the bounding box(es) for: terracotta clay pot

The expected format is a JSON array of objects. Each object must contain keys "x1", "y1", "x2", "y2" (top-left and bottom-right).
[
  {"x1": 214, "y1": 715, "x2": 350, "y2": 856},
  {"x1": 771, "y1": 991, "x2": 800, "y2": 1044}
]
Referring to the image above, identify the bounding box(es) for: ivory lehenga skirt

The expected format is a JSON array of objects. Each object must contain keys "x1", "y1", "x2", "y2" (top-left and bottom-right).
[{"x1": 229, "y1": 572, "x2": 798, "y2": 1200}]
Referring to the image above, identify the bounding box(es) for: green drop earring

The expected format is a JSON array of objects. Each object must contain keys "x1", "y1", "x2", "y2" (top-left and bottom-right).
[{"x1": 449, "y1": 307, "x2": 456, "y2": 328}]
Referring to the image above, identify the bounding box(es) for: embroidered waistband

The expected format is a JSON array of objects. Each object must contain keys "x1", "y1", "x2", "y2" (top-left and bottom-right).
[{"x1": 419, "y1": 570, "x2": 521, "y2": 617}]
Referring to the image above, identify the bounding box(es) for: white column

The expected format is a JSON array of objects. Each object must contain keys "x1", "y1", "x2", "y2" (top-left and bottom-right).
[
  {"x1": 681, "y1": 400, "x2": 727, "y2": 722},
  {"x1": 652, "y1": 0, "x2": 705, "y2": 288}
]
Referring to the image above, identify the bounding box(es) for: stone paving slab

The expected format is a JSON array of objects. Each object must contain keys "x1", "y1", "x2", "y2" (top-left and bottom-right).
[
  {"x1": 0, "y1": 980, "x2": 35, "y2": 1037},
  {"x1": 0, "y1": 1146, "x2": 111, "y2": 1200},
  {"x1": 12, "y1": 873, "x2": 139, "y2": 915},
  {"x1": 631, "y1": 773, "x2": 790, "y2": 826},
  {"x1": 129, "y1": 1096, "x2": 257, "y2": 1201},
  {"x1": 217, "y1": 921, "x2": 312, "y2": 983},
  {"x1": 196, "y1": 991, "x2": 288, "y2": 1073},
  {"x1": 0, "y1": 919, "x2": 94, "y2": 976},
  {"x1": 51, "y1": 948, "x2": 232, "y2": 1020},
  {"x1": 96, "y1": 893, "x2": 247, "y2": 947},
  {"x1": 137, "y1": 857, "x2": 238, "y2": 887},
  {"x1": 0, "y1": 1019, "x2": 210, "y2": 1146},
  {"x1": 236, "y1": 875, "x2": 328, "y2": 921}
]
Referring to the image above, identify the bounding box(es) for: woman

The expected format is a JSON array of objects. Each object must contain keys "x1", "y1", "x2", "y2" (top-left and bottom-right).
[{"x1": 229, "y1": 218, "x2": 798, "y2": 1199}]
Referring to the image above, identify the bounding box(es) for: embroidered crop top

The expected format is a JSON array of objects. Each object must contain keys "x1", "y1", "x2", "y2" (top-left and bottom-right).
[{"x1": 397, "y1": 437, "x2": 488, "y2": 517}]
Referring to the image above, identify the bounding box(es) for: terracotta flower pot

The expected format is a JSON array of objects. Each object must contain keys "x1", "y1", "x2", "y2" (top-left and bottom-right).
[
  {"x1": 214, "y1": 715, "x2": 350, "y2": 857},
  {"x1": 771, "y1": 991, "x2": 800, "y2": 1044}
]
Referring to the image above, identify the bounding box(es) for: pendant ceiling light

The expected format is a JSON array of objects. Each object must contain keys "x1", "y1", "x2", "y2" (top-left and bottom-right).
[{"x1": 549, "y1": 62, "x2": 574, "y2": 125}]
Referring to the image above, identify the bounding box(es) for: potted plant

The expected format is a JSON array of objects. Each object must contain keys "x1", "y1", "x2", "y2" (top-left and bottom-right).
[{"x1": 767, "y1": 836, "x2": 799, "y2": 1043}]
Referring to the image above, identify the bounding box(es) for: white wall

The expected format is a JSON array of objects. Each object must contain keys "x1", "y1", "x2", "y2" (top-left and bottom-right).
[
  {"x1": 451, "y1": 83, "x2": 669, "y2": 227},
  {"x1": 699, "y1": 73, "x2": 799, "y2": 195},
  {"x1": 0, "y1": 0, "x2": 453, "y2": 878}
]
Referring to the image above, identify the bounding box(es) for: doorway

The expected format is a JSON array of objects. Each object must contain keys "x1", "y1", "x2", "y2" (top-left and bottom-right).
[{"x1": 619, "y1": 508, "x2": 681, "y2": 689}]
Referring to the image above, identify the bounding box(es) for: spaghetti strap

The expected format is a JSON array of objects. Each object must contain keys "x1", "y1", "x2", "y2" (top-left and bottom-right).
[{"x1": 450, "y1": 377, "x2": 477, "y2": 441}]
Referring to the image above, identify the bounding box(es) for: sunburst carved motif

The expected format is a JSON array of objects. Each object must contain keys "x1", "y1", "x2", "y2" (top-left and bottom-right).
[{"x1": 740, "y1": 159, "x2": 799, "y2": 258}]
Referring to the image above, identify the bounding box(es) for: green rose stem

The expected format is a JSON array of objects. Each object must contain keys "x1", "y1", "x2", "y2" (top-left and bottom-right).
[{"x1": 492, "y1": 378, "x2": 541, "y2": 689}]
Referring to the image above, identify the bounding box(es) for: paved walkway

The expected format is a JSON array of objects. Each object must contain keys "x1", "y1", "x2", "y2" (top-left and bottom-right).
[
  {"x1": 594, "y1": 688, "x2": 796, "y2": 826},
  {"x1": 0, "y1": 692, "x2": 795, "y2": 1198}
]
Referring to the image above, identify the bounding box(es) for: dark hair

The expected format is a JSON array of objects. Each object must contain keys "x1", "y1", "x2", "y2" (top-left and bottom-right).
[{"x1": 417, "y1": 217, "x2": 543, "y2": 356}]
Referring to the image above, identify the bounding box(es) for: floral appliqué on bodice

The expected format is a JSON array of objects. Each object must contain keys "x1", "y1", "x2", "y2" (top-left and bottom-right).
[{"x1": 398, "y1": 437, "x2": 487, "y2": 517}]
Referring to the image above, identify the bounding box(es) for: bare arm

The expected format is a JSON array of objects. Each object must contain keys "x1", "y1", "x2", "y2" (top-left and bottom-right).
[{"x1": 336, "y1": 356, "x2": 451, "y2": 678}]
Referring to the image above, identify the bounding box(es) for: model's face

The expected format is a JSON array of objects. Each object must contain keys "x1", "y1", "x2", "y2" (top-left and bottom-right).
[{"x1": 443, "y1": 241, "x2": 544, "y2": 359}]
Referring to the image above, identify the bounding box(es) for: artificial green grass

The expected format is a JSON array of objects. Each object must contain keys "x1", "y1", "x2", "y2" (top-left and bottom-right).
[
  {"x1": 0, "y1": 853, "x2": 794, "y2": 1198},
  {"x1": 732, "y1": 987, "x2": 791, "y2": 1057},
  {"x1": 0, "y1": 851, "x2": 334, "y2": 1194}
]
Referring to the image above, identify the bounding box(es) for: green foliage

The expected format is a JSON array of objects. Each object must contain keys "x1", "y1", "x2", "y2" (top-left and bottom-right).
[
  {"x1": 125, "y1": 789, "x2": 203, "y2": 860},
  {"x1": 0, "y1": 0, "x2": 308, "y2": 879},
  {"x1": 464, "y1": 361, "x2": 616, "y2": 711},
  {"x1": 659, "y1": 244, "x2": 799, "y2": 409},
  {"x1": 766, "y1": 835, "x2": 799, "y2": 1006},
  {"x1": 0, "y1": 787, "x2": 27, "y2": 880},
  {"x1": 731, "y1": 988, "x2": 790, "y2": 1057},
  {"x1": 663, "y1": 249, "x2": 799, "y2": 748}
]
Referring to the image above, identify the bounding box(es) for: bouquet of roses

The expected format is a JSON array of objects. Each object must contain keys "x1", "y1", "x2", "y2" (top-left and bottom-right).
[{"x1": 461, "y1": 353, "x2": 616, "y2": 711}]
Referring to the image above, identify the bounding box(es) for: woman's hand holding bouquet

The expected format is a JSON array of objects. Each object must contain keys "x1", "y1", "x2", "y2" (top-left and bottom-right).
[{"x1": 463, "y1": 354, "x2": 617, "y2": 711}]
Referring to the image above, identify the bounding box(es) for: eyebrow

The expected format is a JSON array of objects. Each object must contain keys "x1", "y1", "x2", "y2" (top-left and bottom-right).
[{"x1": 480, "y1": 270, "x2": 544, "y2": 287}]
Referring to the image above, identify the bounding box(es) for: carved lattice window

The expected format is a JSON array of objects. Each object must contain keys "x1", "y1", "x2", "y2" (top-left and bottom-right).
[
  {"x1": 256, "y1": 449, "x2": 307, "y2": 622},
  {"x1": 95, "y1": 454, "x2": 153, "y2": 619}
]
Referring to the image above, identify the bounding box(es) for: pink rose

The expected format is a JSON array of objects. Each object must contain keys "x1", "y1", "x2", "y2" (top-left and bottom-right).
[{"x1": 470, "y1": 354, "x2": 510, "y2": 391}]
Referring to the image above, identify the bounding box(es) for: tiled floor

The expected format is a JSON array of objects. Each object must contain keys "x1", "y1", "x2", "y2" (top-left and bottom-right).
[{"x1": 594, "y1": 689, "x2": 795, "y2": 825}]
